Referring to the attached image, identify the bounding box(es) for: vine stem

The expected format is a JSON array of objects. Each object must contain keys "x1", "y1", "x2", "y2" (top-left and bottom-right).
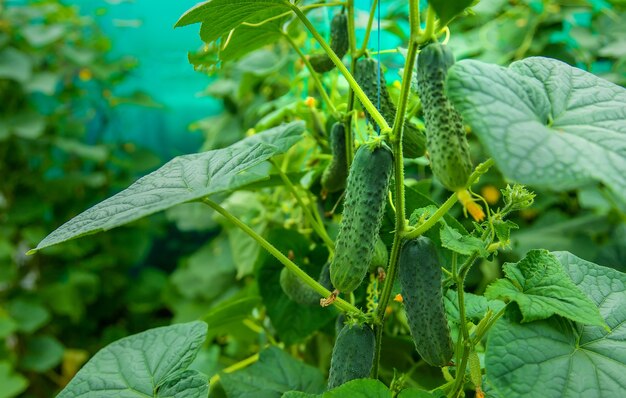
[
  {"x1": 202, "y1": 198, "x2": 360, "y2": 314},
  {"x1": 372, "y1": 0, "x2": 422, "y2": 379},
  {"x1": 283, "y1": 33, "x2": 338, "y2": 116},
  {"x1": 289, "y1": 4, "x2": 392, "y2": 134},
  {"x1": 271, "y1": 160, "x2": 335, "y2": 254}
]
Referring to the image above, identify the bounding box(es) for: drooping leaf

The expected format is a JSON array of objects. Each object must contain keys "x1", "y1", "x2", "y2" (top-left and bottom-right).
[
  {"x1": 221, "y1": 346, "x2": 325, "y2": 398},
  {"x1": 485, "y1": 252, "x2": 626, "y2": 398},
  {"x1": 447, "y1": 57, "x2": 626, "y2": 202},
  {"x1": 175, "y1": 0, "x2": 292, "y2": 43},
  {"x1": 32, "y1": 122, "x2": 304, "y2": 252},
  {"x1": 58, "y1": 321, "x2": 209, "y2": 398},
  {"x1": 485, "y1": 249, "x2": 606, "y2": 327}
]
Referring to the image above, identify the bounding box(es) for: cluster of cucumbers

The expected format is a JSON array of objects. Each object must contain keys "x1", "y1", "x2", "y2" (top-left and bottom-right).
[{"x1": 282, "y1": 15, "x2": 471, "y2": 387}]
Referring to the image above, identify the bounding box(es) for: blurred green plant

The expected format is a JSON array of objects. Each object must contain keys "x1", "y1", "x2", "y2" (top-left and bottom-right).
[
  {"x1": 6, "y1": 0, "x2": 626, "y2": 397},
  {"x1": 0, "y1": 1, "x2": 168, "y2": 396}
]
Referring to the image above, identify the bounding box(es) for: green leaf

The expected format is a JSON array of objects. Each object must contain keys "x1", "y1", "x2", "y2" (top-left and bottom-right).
[
  {"x1": 219, "y1": 10, "x2": 287, "y2": 62},
  {"x1": 485, "y1": 249, "x2": 606, "y2": 326},
  {"x1": 445, "y1": 290, "x2": 505, "y2": 343},
  {"x1": 428, "y1": 0, "x2": 475, "y2": 27},
  {"x1": 156, "y1": 370, "x2": 209, "y2": 398},
  {"x1": 32, "y1": 122, "x2": 304, "y2": 252},
  {"x1": 221, "y1": 346, "x2": 325, "y2": 398},
  {"x1": 0, "y1": 47, "x2": 32, "y2": 83},
  {"x1": 397, "y1": 388, "x2": 446, "y2": 398},
  {"x1": 202, "y1": 296, "x2": 262, "y2": 342},
  {"x1": 485, "y1": 252, "x2": 626, "y2": 398},
  {"x1": 175, "y1": 0, "x2": 291, "y2": 43},
  {"x1": 283, "y1": 379, "x2": 401, "y2": 398},
  {"x1": 447, "y1": 57, "x2": 626, "y2": 202},
  {"x1": 20, "y1": 335, "x2": 64, "y2": 372},
  {"x1": 7, "y1": 299, "x2": 50, "y2": 333},
  {"x1": 58, "y1": 321, "x2": 208, "y2": 398},
  {"x1": 439, "y1": 224, "x2": 488, "y2": 256},
  {"x1": 0, "y1": 361, "x2": 28, "y2": 398}
]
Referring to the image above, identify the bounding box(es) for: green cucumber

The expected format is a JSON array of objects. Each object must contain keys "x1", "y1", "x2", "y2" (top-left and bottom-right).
[
  {"x1": 398, "y1": 236, "x2": 454, "y2": 367},
  {"x1": 369, "y1": 237, "x2": 389, "y2": 272},
  {"x1": 330, "y1": 143, "x2": 393, "y2": 293},
  {"x1": 310, "y1": 13, "x2": 349, "y2": 73},
  {"x1": 280, "y1": 263, "x2": 332, "y2": 306},
  {"x1": 327, "y1": 323, "x2": 375, "y2": 389},
  {"x1": 417, "y1": 43, "x2": 472, "y2": 191},
  {"x1": 354, "y1": 58, "x2": 426, "y2": 158},
  {"x1": 321, "y1": 122, "x2": 348, "y2": 193}
]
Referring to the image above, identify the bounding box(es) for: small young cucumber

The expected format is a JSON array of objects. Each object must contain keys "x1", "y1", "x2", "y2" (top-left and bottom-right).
[
  {"x1": 417, "y1": 43, "x2": 472, "y2": 191},
  {"x1": 310, "y1": 13, "x2": 349, "y2": 73},
  {"x1": 398, "y1": 236, "x2": 454, "y2": 367},
  {"x1": 280, "y1": 263, "x2": 332, "y2": 306},
  {"x1": 354, "y1": 58, "x2": 426, "y2": 158},
  {"x1": 321, "y1": 122, "x2": 348, "y2": 193},
  {"x1": 369, "y1": 237, "x2": 389, "y2": 272},
  {"x1": 330, "y1": 143, "x2": 393, "y2": 293},
  {"x1": 327, "y1": 323, "x2": 375, "y2": 389}
]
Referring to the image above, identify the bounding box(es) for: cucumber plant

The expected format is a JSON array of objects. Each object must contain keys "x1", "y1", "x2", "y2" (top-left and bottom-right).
[{"x1": 28, "y1": 1, "x2": 626, "y2": 398}]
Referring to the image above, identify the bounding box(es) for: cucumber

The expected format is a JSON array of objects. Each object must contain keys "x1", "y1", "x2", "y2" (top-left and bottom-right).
[
  {"x1": 417, "y1": 43, "x2": 472, "y2": 191},
  {"x1": 321, "y1": 122, "x2": 348, "y2": 193},
  {"x1": 369, "y1": 237, "x2": 389, "y2": 272},
  {"x1": 354, "y1": 58, "x2": 426, "y2": 158},
  {"x1": 398, "y1": 236, "x2": 454, "y2": 366},
  {"x1": 327, "y1": 323, "x2": 375, "y2": 389},
  {"x1": 310, "y1": 13, "x2": 349, "y2": 73},
  {"x1": 330, "y1": 143, "x2": 393, "y2": 293},
  {"x1": 280, "y1": 263, "x2": 333, "y2": 306}
]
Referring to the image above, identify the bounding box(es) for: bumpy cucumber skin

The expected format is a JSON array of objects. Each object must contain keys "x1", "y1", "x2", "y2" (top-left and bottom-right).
[
  {"x1": 280, "y1": 263, "x2": 333, "y2": 306},
  {"x1": 327, "y1": 323, "x2": 375, "y2": 389},
  {"x1": 369, "y1": 237, "x2": 389, "y2": 272},
  {"x1": 354, "y1": 58, "x2": 426, "y2": 158},
  {"x1": 398, "y1": 236, "x2": 454, "y2": 366},
  {"x1": 330, "y1": 144, "x2": 393, "y2": 293},
  {"x1": 321, "y1": 122, "x2": 348, "y2": 193},
  {"x1": 310, "y1": 13, "x2": 349, "y2": 73},
  {"x1": 417, "y1": 43, "x2": 472, "y2": 191}
]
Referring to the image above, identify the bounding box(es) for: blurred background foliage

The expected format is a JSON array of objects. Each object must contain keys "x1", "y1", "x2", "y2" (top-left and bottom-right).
[{"x1": 0, "y1": 0, "x2": 625, "y2": 396}]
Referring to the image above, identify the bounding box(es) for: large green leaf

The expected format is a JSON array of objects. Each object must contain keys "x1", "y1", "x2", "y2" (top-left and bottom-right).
[
  {"x1": 175, "y1": 0, "x2": 291, "y2": 43},
  {"x1": 58, "y1": 321, "x2": 209, "y2": 398},
  {"x1": 221, "y1": 346, "x2": 325, "y2": 398},
  {"x1": 485, "y1": 249, "x2": 605, "y2": 327},
  {"x1": 485, "y1": 252, "x2": 626, "y2": 398},
  {"x1": 447, "y1": 57, "x2": 626, "y2": 202},
  {"x1": 31, "y1": 122, "x2": 304, "y2": 252}
]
